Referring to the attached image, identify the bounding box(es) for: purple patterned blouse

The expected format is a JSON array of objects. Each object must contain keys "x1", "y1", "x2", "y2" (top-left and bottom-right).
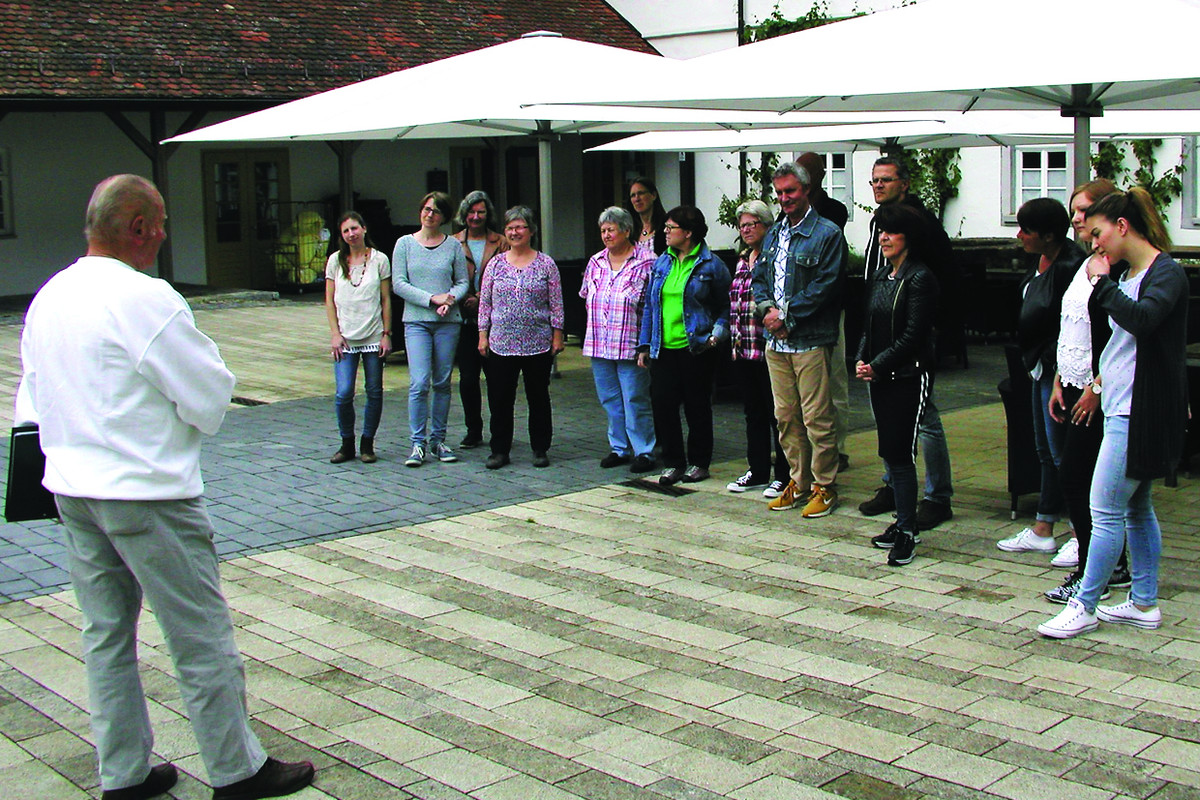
[
  {"x1": 580, "y1": 247, "x2": 654, "y2": 361},
  {"x1": 478, "y1": 251, "x2": 565, "y2": 356}
]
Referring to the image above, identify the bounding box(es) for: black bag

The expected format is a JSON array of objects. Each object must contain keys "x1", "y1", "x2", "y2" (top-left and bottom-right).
[{"x1": 5, "y1": 424, "x2": 58, "y2": 522}]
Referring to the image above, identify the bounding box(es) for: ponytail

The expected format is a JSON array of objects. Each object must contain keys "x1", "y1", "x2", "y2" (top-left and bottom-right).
[{"x1": 1085, "y1": 186, "x2": 1171, "y2": 252}]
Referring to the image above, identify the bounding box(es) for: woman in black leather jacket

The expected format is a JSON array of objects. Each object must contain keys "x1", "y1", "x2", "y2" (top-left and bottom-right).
[{"x1": 855, "y1": 203, "x2": 940, "y2": 566}]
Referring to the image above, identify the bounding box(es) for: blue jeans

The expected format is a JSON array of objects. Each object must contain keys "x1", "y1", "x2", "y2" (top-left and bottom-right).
[
  {"x1": 333, "y1": 350, "x2": 384, "y2": 439},
  {"x1": 1076, "y1": 415, "x2": 1161, "y2": 612},
  {"x1": 1032, "y1": 371, "x2": 1066, "y2": 522},
  {"x1": 883, "y1": 385, "x2": 953, "y2": 506},
  {"x1": 591, "y1": 357, "x2": 656, "y2": 458},
  {"x1": 405, "y1": 321, "x2": 460, "y2": 447}
]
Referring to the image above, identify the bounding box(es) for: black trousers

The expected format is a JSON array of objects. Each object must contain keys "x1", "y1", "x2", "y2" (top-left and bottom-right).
[
  {"x1": 649, "y1": 346, "x2": 717, "y2": 469},
  {"x1": 487, "y1": 350, "x2": 553, "y2": 455},
  {"x1": 1058, "y1": 384, "x2": 1128, "y2": 577},
  {"x1": 457, "y1": 319, "x2": 487, "y2": 438},
  {"x1": 735, "y1": 358, "x2": 789, "y2": 483}
]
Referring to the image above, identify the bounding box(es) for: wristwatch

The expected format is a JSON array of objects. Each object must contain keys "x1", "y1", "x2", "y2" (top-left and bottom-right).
[
  {"x1": 1090, "y1": 381, "x2": 1103, "y2": 395},
  {"x1": 1089, "y1": 273, "x2": 1102, "y2": 287}
]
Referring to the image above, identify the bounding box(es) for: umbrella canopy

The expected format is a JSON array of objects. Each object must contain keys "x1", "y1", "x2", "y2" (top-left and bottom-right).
[
  {"x1": 165, "y1": 31, "x2": 928, "y2": 250},
  {"x1": 588, "y1": 110, "x2": 1200, "y2": 154},
  {"x1": 542, "y1": 0, "x2": 1200, "y2": 185}
]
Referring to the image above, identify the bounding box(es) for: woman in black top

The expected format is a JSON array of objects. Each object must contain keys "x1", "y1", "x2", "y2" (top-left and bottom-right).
[
  {"x1": 997, "y1": 198, "x2": 1084, "y2": 555},
  {"x1": 855, "y1": 203, "x2": 939, "y2": 567}
]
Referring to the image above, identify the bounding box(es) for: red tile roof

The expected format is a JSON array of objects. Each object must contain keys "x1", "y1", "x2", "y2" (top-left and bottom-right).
[{"x1": 0, "y1": 1, "x2": 653, "y2": 101}]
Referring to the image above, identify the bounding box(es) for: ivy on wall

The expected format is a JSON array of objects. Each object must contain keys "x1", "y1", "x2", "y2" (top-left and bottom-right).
[{"x1": 1091, "y1": 139, "x2": 1185, "y2": 217}]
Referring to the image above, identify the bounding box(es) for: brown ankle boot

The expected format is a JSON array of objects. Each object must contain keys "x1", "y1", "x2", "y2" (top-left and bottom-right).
[
  {"x1": 330, "y1": 437, "x2": 355, "y2": 463},
  {"x1": 360, "y1": 436, "x2": 377, "y2": 463}
]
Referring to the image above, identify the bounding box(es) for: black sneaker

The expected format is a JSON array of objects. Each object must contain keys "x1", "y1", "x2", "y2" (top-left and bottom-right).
[
  {"x1": 1108, "y1": 565, "x2": 1132, "y2": 589},
  {"x1": 1046, "y1": 574, "x2": 1109, "y2": 604},
  {"x1": 858, "y1": 485, "x2": 896, "y2": 516},
  {"x1": 888, "y1": 528, "x2": 917, "y2": 566},
  {"x1": 872, "y1": 522, "x2": 922, "y2": 550},
  {"x1": 212, "y1": 757, "x2": 315, "y2": 800},
  {"x1": 915, "y1": 500, "x2": 953, "y2": 529},
  {"x1": 460, "y1": 432, "x2": 483, "y2": 449},
  {"x1": 102, "y1": 763, "x2": 178, "y2": 800}
]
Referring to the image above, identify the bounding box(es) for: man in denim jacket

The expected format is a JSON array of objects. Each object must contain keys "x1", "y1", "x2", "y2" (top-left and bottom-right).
[{"x1": 752, "y1": 162, "x2": 847, "y2": 518}]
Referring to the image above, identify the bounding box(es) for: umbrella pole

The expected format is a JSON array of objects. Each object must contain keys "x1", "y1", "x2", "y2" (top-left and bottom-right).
[
  {"x1": 1073, "y1": 114, "x2": 1091, "y2": 190},
  {"x1": 538, "y1": 134, "x2": 555, "y2": 254}
]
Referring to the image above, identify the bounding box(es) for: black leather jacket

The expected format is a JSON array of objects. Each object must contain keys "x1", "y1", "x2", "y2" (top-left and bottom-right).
[{"x1": 856, "y1": 256, "x2": 940, "y2": 380}]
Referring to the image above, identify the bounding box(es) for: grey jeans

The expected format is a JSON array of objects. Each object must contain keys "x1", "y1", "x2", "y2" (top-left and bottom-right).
[{"x1": 56, "y1": 495, "x2": 267, "y2": 791}]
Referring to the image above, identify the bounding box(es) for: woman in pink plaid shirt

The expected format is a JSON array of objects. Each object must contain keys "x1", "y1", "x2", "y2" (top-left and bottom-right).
[{"x1": 581, "y1": 207, "x2": 657, "y2": 474}]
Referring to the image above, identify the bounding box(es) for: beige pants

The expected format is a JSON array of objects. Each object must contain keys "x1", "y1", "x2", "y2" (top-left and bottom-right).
[{"x1": 766, "y1": 346, "x2": 840, "y2": 490}]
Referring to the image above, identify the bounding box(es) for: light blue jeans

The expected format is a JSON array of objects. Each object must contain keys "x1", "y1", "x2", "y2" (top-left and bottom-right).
[
  {"x1": 591, "y1": 357, "x2": 656, "y2": 458},
  {"x1": 56, "y1": 495, "x2": 267, "y2": 790},
  {"x1": 883, "y1": 388, "x2": 953, "y2": 506},
  {"x1": 405, "y1": 320, "x2": 460, "y2": 447},
  {"x1": 333, "y1": 350, "x2": 384, "y2": 439},
  {"x1": 1076, "y1": 414, "x2": 1161, "y2": 613}
]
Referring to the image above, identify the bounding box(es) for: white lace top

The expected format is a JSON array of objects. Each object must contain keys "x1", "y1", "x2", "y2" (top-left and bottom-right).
[{"x1": 1056, "y1": 260, "x2": 1095, "y2": 389}]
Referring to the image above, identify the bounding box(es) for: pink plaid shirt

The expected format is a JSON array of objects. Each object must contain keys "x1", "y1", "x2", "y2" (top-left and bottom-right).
[
  {"x1": 580, "y1": 247, "x2": 654, "y2": 361},
  {"x1": 729, "y1": 254, "x2": 767, "y2": 361}
]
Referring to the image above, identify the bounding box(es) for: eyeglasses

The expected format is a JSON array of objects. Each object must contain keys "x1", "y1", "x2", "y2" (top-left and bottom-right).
[
  {"x1": 868, "y1": 177, "x2": 900, "y2": 187},
  {"x1": 738, "y1": 221, "x2": 763, "y2": 232},
  {"x1": 421, "y1": 206, "x2": 442, "y2": 215},
  {"x1": 505, "y1": 224, "x2": 529, "y2": 233},
  {"x1": 662, "y1": 223, "x2": 683, "y2": 233}
]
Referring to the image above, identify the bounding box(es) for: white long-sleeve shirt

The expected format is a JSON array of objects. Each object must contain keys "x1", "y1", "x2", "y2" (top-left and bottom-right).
[{"x1": 17, "y1": 256, "x2": 235, "y2": 500}]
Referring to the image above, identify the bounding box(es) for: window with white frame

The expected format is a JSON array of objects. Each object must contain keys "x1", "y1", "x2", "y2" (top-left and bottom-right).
[
  {"x1": 823, "y1": 152, "x2": 852, "y2": 220},
  {"x1": 0, "y1": 149, "x2": 12, "y2": 237},
  {"x1": 1183, "y1": 137, "x2": 1200, "y2": 228},
  {"x1": 1003, "y1": 146, "x2": 1071, "y2": 223}
]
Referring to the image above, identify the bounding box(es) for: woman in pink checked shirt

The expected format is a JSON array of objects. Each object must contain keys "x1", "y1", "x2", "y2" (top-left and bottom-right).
[{"x1": 581, "y1": 207, "x2": 657, "y2": 475}]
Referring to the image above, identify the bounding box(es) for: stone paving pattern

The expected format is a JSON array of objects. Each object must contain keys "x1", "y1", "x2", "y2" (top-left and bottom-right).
[{"x1": 1, "y1": 299, "x2": 1199, "y2": 799}]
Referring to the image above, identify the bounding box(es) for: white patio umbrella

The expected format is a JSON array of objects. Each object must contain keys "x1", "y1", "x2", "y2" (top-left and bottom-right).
[
  {"x1": 540, "y1": 0, "x2": 1200, "y2": 187},
  {"x1": 587, "y1": 110, "x2": 1200, "y2": 154},
  {"x1": 166, "y1": 31, "x2": 929, "y2": 251}
]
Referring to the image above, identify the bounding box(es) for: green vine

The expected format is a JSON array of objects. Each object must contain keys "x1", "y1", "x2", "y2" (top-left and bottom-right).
[
  {"x1": 898, "y1": 149, "x2": 962, "y2": 223},
  {"x1": 1091, "y1": 139, "x2": 1185, "y2": 217}
]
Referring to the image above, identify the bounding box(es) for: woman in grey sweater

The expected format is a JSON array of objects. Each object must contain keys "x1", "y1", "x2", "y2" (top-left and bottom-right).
[{"x1": 392, "y1": 191, "x2": 470, "y2": 467}]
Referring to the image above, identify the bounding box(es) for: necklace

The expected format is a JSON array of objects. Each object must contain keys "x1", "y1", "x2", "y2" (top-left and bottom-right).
[{"x1": 347, "y1": 249, "x2": 371, "y2": 287}]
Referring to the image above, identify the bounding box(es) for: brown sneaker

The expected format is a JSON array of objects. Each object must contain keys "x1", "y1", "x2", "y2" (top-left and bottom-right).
[
  {"x1": 801, "y1": 485, "x2": 837, "y2": 518},
  {"x1": 767, "y1": 480, "x2": 799, "y2": 511}
]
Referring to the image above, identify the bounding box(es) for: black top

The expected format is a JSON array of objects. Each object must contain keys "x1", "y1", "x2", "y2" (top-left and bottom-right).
[
  {"x1": 1017, "y1": 239, "x2": 1085, "y2": 375},
  {"x1": 857, "y1": 256, "x2": 940, "y2": 380}
]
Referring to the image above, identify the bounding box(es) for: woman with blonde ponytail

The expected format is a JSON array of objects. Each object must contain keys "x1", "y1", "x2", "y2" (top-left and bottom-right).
[{"x1": 1039, "y1": 186, "x2": 1188, "y2": 639}]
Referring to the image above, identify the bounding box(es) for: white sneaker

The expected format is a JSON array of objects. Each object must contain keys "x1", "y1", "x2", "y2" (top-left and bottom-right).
[
  {"x1": 405, "y1": 445, "x2": 425, "y2": 467},
  {"x1": 762, "y1": 480, "x2": 787, "y2": 498},
  {"x1": 1037, "y1": 597, "x2": 1098, "y2": 639},
  {"x1": 1051, "y1": 537, "x2": 1080, "y2": 567},
  {"x1": 1097, "y1": 599, "x2": 1162, "y2": 629},
  {"x1": 997, "y1": 527, "x2": 1058, "y2": 553},
  {"x1": 726, "y1": 470, "x2": 767, "y2": 493}
]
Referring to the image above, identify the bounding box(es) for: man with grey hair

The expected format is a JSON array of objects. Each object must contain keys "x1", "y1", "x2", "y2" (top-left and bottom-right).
[
  {"x1": 752, "y1": 161, "x2": 847, "y2": 518},
  {"x1": 18, "y1": 175, "x2": 314, "y2": 800}
]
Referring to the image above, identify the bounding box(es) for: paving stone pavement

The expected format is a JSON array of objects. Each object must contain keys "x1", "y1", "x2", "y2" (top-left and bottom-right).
[{"x1": 2, "y1": 298, "x2": 1200, "y2": 800}]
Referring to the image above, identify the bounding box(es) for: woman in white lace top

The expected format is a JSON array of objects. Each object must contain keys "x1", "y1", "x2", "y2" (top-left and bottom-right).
[{"x1": 1041, "y1": 179, "x2": 1129, "y2": 604}]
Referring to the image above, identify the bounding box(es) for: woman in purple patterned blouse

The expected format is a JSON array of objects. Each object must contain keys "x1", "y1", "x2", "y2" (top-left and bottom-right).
[
  {"x1": 581, "y1": 207, "x2": 657, "y2": 474},
  {"x1": 726, "y1": 199, "x2": 791, "y2": 499},
  {"x1": 477, "y1": 206, "x2": 565, "y2": 470}
]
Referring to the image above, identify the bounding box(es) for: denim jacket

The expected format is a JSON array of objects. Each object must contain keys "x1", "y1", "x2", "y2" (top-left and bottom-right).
[
  {"x1": 638, "y1": 243, "x2": 731, "y2": 358},
  {"x1": 751, "y1": 209, "x2": 846, "y2": 350}
]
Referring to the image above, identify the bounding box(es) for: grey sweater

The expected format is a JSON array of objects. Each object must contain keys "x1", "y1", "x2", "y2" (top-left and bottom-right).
[{"x1": 392, "y1": 235, "x2": 470, "y2": 323}]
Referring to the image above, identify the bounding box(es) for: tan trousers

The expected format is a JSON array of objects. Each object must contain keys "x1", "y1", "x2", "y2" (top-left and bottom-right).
[{"x1": 766, "y1": 346, "x2": 840, "y2": 490}]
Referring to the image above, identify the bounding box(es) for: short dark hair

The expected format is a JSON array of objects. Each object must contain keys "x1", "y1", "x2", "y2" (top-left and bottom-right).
[
  {"x1": 420, "y1": 191, "x2": 453, "y2": 221},
  {"x1": 873, "y1": 203, "x2": 926, "y2": 260},
  {"x1": 872, "y1": 157, "x2": 909, "y2": 182},
  {"x1": 1016, "y1": 197, "x2": 1070, "y2": 243},
  {"x1": 665, "y1": 205, "x2": 707, "y2": 243}
]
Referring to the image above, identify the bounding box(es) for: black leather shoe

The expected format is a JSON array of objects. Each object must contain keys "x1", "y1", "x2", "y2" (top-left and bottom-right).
[
  {"x1": 533, "y1": 451, "x2": 550, "y2": 468},
  {"x1": 659, "y1": 467, "x2": 685, "y2": 485},
  {"x1": 857, "y1": 485, "x2": 896, "y2": 516},
  {"x1": 915, "y1": 499, "x2": 952, "y2": 529},
  {"x1": 459, "y1": 432, "x2": 483, "y2": 449},
  {"x1": 486, "y1": 452, "x2": 510, "y2": 470},
  {"x1": 630, "y1": 455, "x2": 656, "y2": 474},
  {"x1": 102, "y1": 763, "x2": 178, "y2": 800},
  {"x1": 212, "y1": 757, "x2": 315, "y2": 800},
  {"x1": 600, "y1": 452, "x2": 631, "y2": 468}
]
